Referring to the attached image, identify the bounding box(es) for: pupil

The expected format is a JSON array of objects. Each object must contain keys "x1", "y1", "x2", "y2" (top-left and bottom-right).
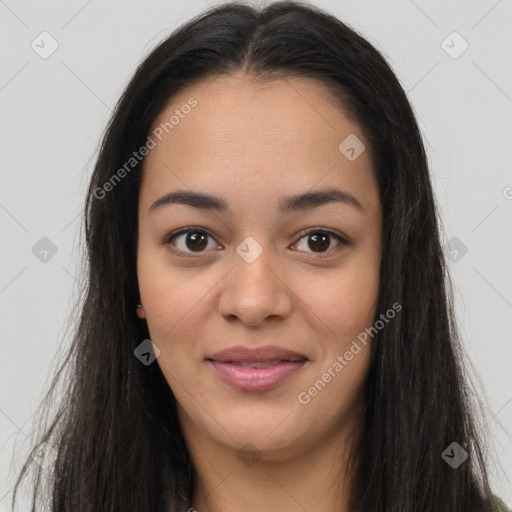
[
  {"x1": 309, "y1": 233, "x2": 329, "y2": 252},
  {"x1": 187, "y1": 231, "x2": 208, "y2": 251}
]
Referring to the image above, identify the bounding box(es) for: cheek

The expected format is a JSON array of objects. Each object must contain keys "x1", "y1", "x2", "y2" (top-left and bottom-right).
[
  {"x1": 338, "y1": 244, "x2": 381, "y2": 332},
  {"x1": 136, "y1": 247, "x2": 225, "y2": 362},
  {"x1": 339, "y1": 270, "x2": 379, "y2": 333},
  {"x1": 137, "y1": 247, "x2": 195, "y2": 336},
  {"x1": 298, "y1": 259, "x2": 380, "y2": 340},
  {"x1": 138, "y1": 241, "x2": 188, "y2": 310},
  {"x1": 137, "y1": 262, "x2": 205, "y2": 388}
]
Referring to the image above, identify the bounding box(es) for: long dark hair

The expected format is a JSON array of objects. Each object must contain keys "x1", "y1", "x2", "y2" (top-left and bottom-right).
[{"x1": 12, "y1": 1, "x2": 500, "y2": 510}]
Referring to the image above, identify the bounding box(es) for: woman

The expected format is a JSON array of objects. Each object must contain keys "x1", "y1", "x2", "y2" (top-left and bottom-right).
[{"x1": 12, "y1": 1, "x2": 510, "y2": 511}]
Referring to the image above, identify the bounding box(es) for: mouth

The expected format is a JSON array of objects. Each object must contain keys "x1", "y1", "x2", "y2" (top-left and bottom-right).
[
  {"x1": 217, "y1": 359, "x2": 299, "y2": 368},
  {"x1": 206, "y1": 346, "x2": 309, "y2": 392},
  {"x1": 207, "y1": 345, "x2": 308, "y2": 364}
]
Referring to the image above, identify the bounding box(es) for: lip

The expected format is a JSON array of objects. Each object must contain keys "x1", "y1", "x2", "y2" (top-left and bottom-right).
[
  {"x1": 207, "y1": 345, "x2": 308, "y2": 363},
  {"x1": 208, "y1": 360, "x2": 308, "y2": 391},
  {"x1": 207, "y1": 345, "x2": 309, "y2": 392}
]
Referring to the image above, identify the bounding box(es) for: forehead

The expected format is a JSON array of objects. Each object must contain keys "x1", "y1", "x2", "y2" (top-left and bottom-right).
[
  {"x1": 149, "y1": 72, "x2": 363, "y2": 147},
  {"x1": 140, "y1": 72, "x2": 378, "y2": 216}
]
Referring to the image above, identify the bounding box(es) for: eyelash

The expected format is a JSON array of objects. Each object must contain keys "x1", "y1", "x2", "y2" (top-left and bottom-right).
[{"x1": 163, "y1": 226, "x2": 349, "y2": 259}]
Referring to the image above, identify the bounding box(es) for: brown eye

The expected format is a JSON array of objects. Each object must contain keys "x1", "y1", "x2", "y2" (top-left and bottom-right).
[
  {"x1": 306, "y1": 232, "x2": 330, "y2": 252},
  {"x1": 294, "y1": 229, "x2": 347, "y2": 256},
  {"x1": 165, "y1": 228, "x2": 217, "y2": 255},
  {"x1": 164, "y1": 227, "x2": 348, "y2": 259}
]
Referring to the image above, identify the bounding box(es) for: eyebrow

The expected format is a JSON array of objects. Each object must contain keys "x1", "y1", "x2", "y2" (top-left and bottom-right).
[{"x1": 148, "y1": 187, "x2": 364, "y2": 215}]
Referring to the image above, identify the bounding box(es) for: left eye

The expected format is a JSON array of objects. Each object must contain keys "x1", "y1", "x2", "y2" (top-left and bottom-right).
[
  {"x1": 164, "y1": 228, "x2": 348, "y2": 257},
  {"x1": 293, "y1": 229, "x2": 348, "y2": 255}
]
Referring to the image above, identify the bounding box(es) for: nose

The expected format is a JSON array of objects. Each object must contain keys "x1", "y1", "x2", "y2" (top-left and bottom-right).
[{"x1": 217, "y1": 245, "x2": 293, "y2": 326}]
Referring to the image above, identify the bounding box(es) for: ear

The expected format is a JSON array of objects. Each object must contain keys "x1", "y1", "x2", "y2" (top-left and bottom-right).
[{"x1": 136, "y1": 304, "x2": 146, "y2": 319}]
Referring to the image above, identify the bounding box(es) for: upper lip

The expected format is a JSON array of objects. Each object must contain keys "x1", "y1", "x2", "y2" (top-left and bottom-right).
[{"x1": 207, "y1": 345, "x2": 308, "y2": 363}]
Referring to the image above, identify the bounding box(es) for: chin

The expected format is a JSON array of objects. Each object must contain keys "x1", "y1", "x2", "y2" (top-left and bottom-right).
[
  {"x1": 223, "y1": 429, "x2": 308, "y2": 463},
  {"x1": 213, "y1": 408, "x2": 310, "y2": 454}
]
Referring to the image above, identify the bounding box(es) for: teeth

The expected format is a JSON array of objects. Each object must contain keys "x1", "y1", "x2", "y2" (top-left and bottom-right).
[{"x1": 234, "y1": 359, "x2": 282, "y2": 369}]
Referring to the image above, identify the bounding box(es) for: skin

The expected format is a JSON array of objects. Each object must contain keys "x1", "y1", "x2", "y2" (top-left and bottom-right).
[{"x1": 136, "y1": 72, "x2": 382, "y2": 512}]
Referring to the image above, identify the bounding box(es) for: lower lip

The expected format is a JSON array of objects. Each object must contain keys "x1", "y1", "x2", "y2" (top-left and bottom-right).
[{"x1": 208, "y1": 360, "x2": 307, "y2": 392}]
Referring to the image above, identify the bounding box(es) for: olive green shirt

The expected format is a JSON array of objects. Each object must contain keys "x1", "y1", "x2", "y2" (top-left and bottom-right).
[{"x1": 492, "y1": 495, "x2": 512, "y2": 511}]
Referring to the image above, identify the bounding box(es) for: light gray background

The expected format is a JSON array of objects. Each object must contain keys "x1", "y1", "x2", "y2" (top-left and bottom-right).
[{"x1": 1, "y1": 0, "x2": 511, "y2": 508}]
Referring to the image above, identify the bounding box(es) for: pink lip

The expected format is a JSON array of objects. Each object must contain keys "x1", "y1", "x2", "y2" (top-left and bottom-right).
[
  {"x1": 208, "y1": 345, "x2": 307, "y2": 363},
  {"x1": 209, "y1": 360, "x2": 307, "y2": 391}
]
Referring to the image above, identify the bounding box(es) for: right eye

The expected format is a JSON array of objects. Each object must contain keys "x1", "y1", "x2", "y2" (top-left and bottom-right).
[{"x1": 164, "y1": 228, "x2": 221, "y2": 257}]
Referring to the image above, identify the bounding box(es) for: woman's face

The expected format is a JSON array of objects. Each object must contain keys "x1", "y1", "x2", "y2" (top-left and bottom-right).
[{"x1": 136, "y1": 72, "x2": 382, "y2": 460}]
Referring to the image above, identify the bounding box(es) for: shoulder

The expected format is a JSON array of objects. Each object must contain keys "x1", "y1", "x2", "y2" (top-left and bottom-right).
[{"x1": 491, "y1": 494, "x2": 512, "y2": 512}]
